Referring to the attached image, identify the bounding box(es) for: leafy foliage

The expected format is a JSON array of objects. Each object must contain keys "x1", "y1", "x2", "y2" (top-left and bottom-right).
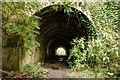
[
  {"x1": 23, "y1": 63, "x2": 48, "y2": 78},
  {"x1": 67, "y1": 2, "x2": 119, "y2": 78},
  {"x1": 2, "y1": 2, "x2": 40, "y2": 51},
  {"x1": 67, "y1": 38, "x2": 87, "y2": 70},
  {"x1": 68, "y1": 37, "x2": 119, "y2": 77},
  {"x1": 89, "y1": 2, "x2": 119, "y2": 77}
]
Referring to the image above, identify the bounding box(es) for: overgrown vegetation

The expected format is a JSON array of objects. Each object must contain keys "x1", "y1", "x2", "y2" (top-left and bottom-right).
[
  {"x1": 1, "y1": 64, "x2": 48, "y2": 78},
  {"x1": 67, "y1": 2, "x2": 119, "y2": 78},
  {"x1": 2, "y1": 2, "x2": 40, "y2": 52},
  {"x1": 23, "y1": 64, "x2": 48, "y2": 78},
  {"x1": 2, "y1": 1, "x2": 119, "y2": 78}
]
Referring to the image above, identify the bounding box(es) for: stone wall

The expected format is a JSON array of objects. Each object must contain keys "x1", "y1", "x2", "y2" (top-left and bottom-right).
[
  {"x1": 2, "y1": 36, "x2": 43, "y2": 71},
  {"x1": 2, "y1": 47, "x2": 20, "y2": 70}
]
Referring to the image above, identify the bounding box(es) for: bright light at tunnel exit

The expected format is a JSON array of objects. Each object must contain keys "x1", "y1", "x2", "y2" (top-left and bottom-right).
[{"x1": 56, "y1": 47, "x2": 67, "y2": 56}]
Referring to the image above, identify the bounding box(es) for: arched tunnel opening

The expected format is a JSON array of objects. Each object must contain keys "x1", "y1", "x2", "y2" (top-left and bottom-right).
[{"x1": 35, "y1": 5, "x2": 95, "y2": 67}]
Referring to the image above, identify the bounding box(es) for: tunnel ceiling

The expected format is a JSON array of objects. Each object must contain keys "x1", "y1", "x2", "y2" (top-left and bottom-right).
[{"x1": 35, "y1": 5, "x2": 94, "y2": 60}]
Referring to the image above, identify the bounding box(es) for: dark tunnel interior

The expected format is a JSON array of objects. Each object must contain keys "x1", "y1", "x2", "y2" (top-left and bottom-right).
[{"x1": 35, "y1": 5, "x2": 93, "y2": 64}]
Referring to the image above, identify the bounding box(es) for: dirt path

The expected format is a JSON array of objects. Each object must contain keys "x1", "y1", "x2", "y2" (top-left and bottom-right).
[{"x1": 42, "y1": 60, "x2": 69, "y2": 78}]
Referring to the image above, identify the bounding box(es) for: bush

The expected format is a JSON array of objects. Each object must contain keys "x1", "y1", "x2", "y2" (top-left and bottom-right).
[
  {"x1": 67, "y1": 37, "x2": 119, "y2": 77},
  {"x1": 67, "y1": 38, "x2": 87, "y2": 70}
]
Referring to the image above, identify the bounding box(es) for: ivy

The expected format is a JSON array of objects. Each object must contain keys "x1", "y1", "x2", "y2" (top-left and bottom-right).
[
  {"x1": 2, "y1": 2, "x2": 40, "y2": 52},
  {"x1": 67, "y1": 2, "x2": 119, "y2": 78}
]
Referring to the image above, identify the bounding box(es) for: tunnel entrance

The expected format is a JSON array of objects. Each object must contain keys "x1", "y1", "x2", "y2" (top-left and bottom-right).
[{"x1": 35, "y1": 5, "x2": 95, "y2": 67}]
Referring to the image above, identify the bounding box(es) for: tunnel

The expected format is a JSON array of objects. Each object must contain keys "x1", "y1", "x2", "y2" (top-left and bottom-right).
[{"x1": 35, "y1": 5, "x2": 96, "y2": 63}]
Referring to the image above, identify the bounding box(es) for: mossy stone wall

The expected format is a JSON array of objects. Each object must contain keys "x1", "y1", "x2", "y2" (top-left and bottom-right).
[{"x1": 2, "y1": 36, "x2": 43, "y2": 71}]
